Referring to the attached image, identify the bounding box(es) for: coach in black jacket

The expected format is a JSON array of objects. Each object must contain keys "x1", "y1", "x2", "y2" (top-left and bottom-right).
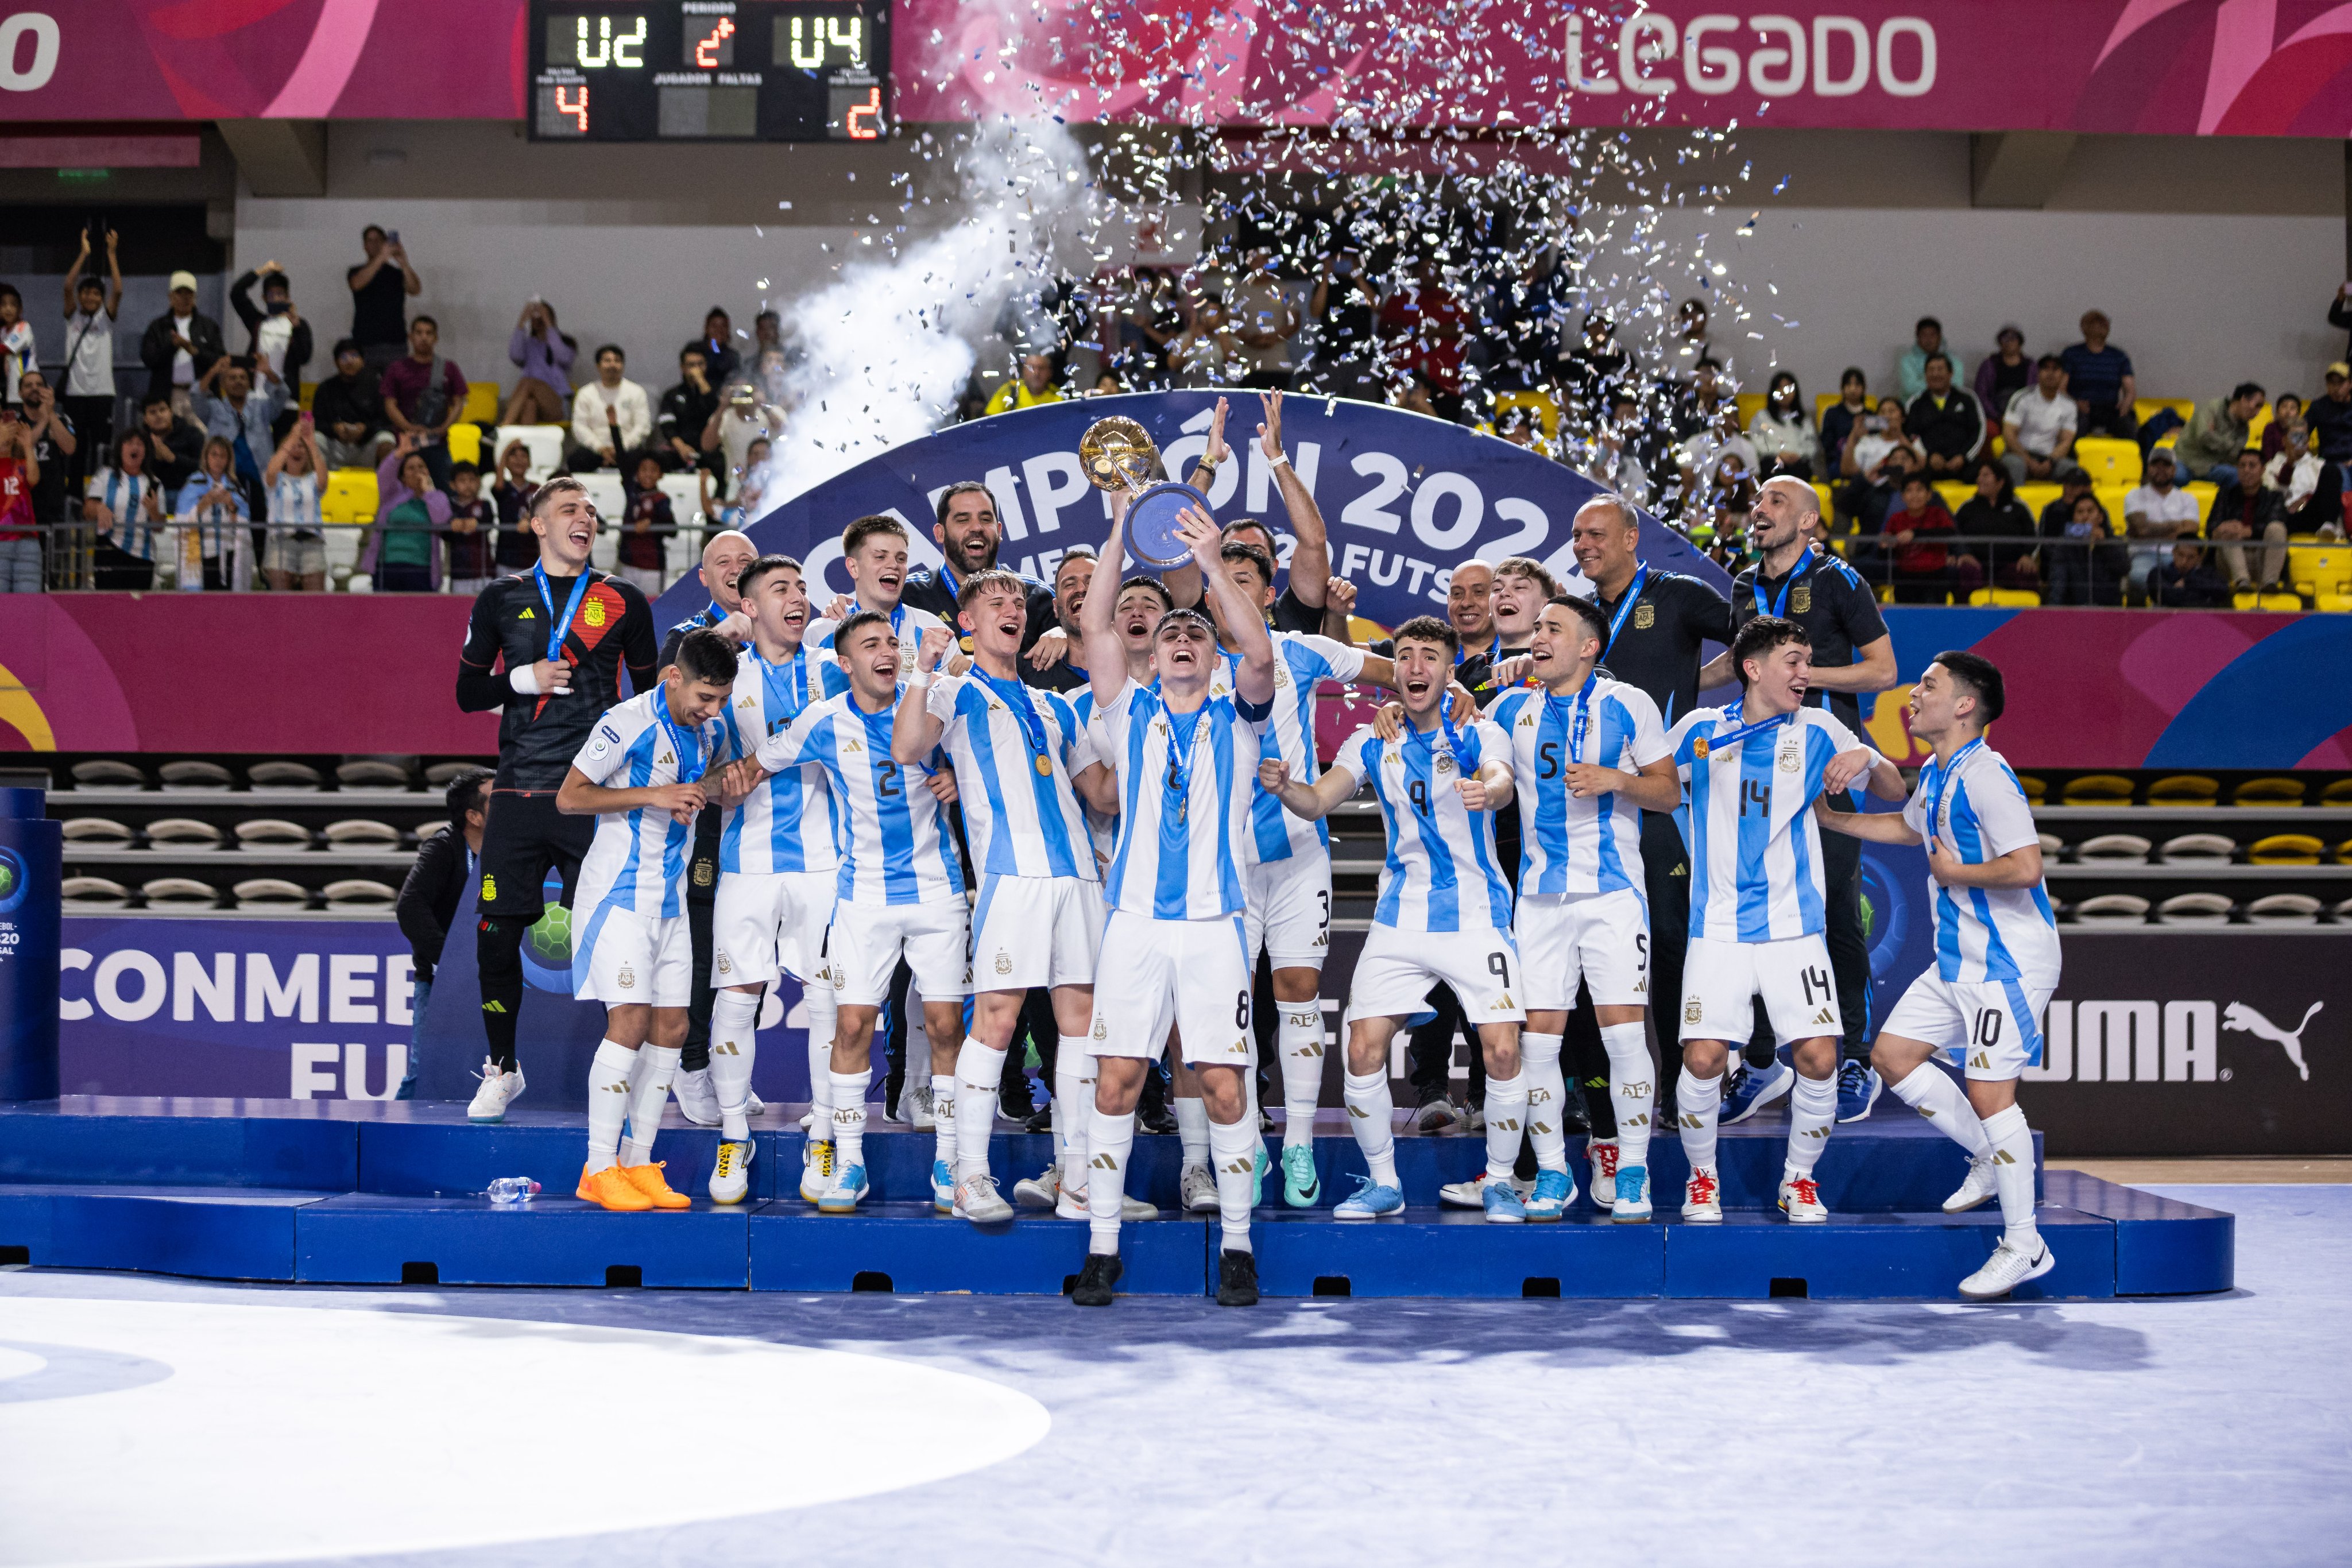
[{"x1": 394, "y1": 768, "x2": 492, "y2": 1099}]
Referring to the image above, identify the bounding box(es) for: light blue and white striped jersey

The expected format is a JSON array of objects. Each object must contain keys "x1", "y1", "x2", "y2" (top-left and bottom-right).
[
  {"x1": 268, "y1": 471, "x2": 321, "y2": 528},
  {"x1": 1067, "y1": 687, "x2": 1118, "y2": 862},
  {"x1": 572, "y1": 689, "x2": 724, "y2": 924},
  {"x1": 1491, "y1": 677, "x2": 1668, "y2": 898},
  {"x1": 1329, "y1": 718, "x2": 1516, "y2": 932},
  {"x1": 86, "y1": 467, "x2": 163, "y2": 562},
  {"x1": 1668, "y1": 704, "x2": 1875, "y2": 943},
  {"x1": 1902, "y1": 738, "x2": 2060, "y2": 982},
  {"x1": 808, "y1": 602, "x2": 950, "y2": 680},
  {"x1": 923, "y1": 668, "x2": 1101, "y2": 882},
  {"x1": 755, "y1": 686, "x2": 965, "y2": 908},
  {"x1": 1094, "y1": 677, "x2": 1271, "y2": 920},
  {"x1": 709, "y1": 642, "x2": 849, "y2": 876},
  {"x1": 1207, "y1": 632, "x2": 1367, "y2": 862}
]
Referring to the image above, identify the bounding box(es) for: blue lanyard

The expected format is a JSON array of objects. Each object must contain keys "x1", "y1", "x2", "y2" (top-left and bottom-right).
[
  {"x1": 748, "y1": 644, "x2": 808, "y2": 723},
  {"x1": 936, "y1": 562, "x2": 960, "y2": 601},
  {"x1": 1544, "y1": 673, "x2": 1597, "y2": 764},
  {"x1": 1921, "y1": 737, "x2": 1982, "y2": 838},
  {"x1": 1162, "y1": 700, "x2": 1205, "y2": 802},
  {"x1": 1601, "y1": 564, "x2": 1648, "y2": 653},
  {"x1": 1459, "y1": 632, "x2": 1502, "y2": 668},
  {"x1": 703, "y1": 600, "x2": 724, "y2": 625},
  {"x1": 1751, "y1": 549, "x2": 1815, "y2": 621},
  {"x1": 652, "y1": 692, "x2": 705, "y2": 785},
  {"x1": 847, "y1": 601, "x2": 906, "y2": 639},
  {"x1": 1710, "y1": 698, "x2": 1792, "y2": 751},
  {"x1": 975, "y1": 665, "x2": 1051, "y2": 766},
  {"x1": 533, "y1": 564, "x2": 591, "y2": 663}
]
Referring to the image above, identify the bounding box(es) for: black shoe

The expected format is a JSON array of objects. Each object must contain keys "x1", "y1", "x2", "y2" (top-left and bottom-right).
[
  {"x1": 883, "y1": 1070, "x2": 907, "y2": 1124},
  {"x1": 1216, "y1": 1248, "x2": 1260, "y2": 1307},
  {"x1": 1000, "y1": 1076, "x2": 1038, "y2": 1122},
  {"x1": 1024, "y1": 1104, "x2": 1056, "y2": 1135},
  {"x1": 1071, "y1": 1252, "x2": 1122, "y2": 1307},
  {"x1": 1139, "y1": 1102, "x2": 1178, "y2": 1135}
]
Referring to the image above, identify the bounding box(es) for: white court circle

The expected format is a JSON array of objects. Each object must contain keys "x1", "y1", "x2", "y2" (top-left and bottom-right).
[{"x1": 0, "y1": 1297, "x2": 1050, "y2": 1567}]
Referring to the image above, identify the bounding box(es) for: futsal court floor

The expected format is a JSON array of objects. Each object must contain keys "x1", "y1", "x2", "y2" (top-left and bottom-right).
[{"x1": 2, "y1": 1176, "x2": 2343, "y2": 1568}]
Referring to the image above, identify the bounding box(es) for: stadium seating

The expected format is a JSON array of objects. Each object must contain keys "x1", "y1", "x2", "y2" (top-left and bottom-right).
[
  {"x1": 1491, "y1": 389, "x2": 1561, "y2": 438},
  {"x1": 492, "y1": 425, "x2": 567, "y2": 482},
  {"x1": 2075, "y1": 437, "x2": 2142, "y2": 486},
  {"x1": 2292, "y1": 545, "x2": 2352, "y2": 611},
  {"x1": 461, "y1": 382, "x2": 501, "y2": 424}
]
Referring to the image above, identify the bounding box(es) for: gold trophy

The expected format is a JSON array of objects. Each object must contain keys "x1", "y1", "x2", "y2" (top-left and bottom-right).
[{"x1": 1079, "y1": 415, "x2": 1209, "y2": 568}]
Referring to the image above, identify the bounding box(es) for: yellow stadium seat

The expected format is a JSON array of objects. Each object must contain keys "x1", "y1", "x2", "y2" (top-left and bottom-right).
[
  {"x1": 2136, "y1": 397, "x2": 2195, "y2": 427},
  {"x1": 2184, "y1": 480, "x2": 2217, "y2": 514},
  {"x1": 2016, "y1": 481, "x2": 2061, "y2": 518},
  {"x1": 321, "y1": 469, "x2": 378, "y2": 525},
  {"x1": 298, "y1": 381, "x2": 318, "y2": 412},
  {"x1": 2232, "y1": 591, "x2": 2303, "y2": 611},
  {"x1": 2092, "y1": 483, "x2": 2130, "y2": 535},
  {"x1": 1815, "y1": 392, "x2": 1847, "y2": 428},
  {"x1": 1933, "y1": 481, "x2": 1972, "y2": 513},
  {"x1": 2290, "y1": 545, "x2": 2352, "y2": 600},
  {"x1": 1734, "y1": 391, "x2": 1767, "y2": 428},
  {"x1": 1968, "y1": 587, "x2": 2041, "y2": 606},
  {"x1": 2236, "y1": 776, "x2": 2306, "y2": 805},
  {"x1": 2075, "y1": 437, "x2": 2141, "y2": 486},
  {"x1": 1492, "y1": 389, "x2": 1561, "y2": 439},
  {"x1": 461, "y1": 382, "x2": 501, "y2": 424},
  {"x1": 1811, "y1": 482, "x2": 1835, "y2": 521},
  {"x1": 446, "y1": 425, "x2": 482, "y2": 467}
]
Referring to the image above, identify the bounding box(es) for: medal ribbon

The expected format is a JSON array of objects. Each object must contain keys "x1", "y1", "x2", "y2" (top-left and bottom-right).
[
  {"x1": 975, "y1": 665, "x2": 1053, "y2": 773},
  {"x1": 1751, "y1": 548, "x2": 1816, "y2": 622},
  {"x1": 653, "y1": 692, "x2": 706, "y2": 785},
  {"x1": 1544, "y1": 672, "x2": 1599, "y2": 765},
  {"x1": 1920, "y1": 737, "x2": 1983, "y2": 841},
  {"x1": 533, "y1": 563, "x2": 593, "y2": 663},
  {"x1": 1601, "y1": 563, "x2": 1649, "y2": 655},
  {"x1": 1709, "y1": 698, "x2": 1794, "y2": 751}
]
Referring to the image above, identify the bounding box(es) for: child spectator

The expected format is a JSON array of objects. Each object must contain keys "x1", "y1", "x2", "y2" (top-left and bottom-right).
[
  {"x1": 84, "y1": 430, "x2": 167, "y2": 590},
  {"x1": 489, "y1": 439, "x2": 541, "y2": 571},
  {"x1": 2041, "y1": 487, "x2": 2127, "y2": 606},
  {"x1": 175, "y1": 435, "x2": 251, "y2": 590},
  {"x1": 617, "y1": 452, "x2": 675, "y2": 595},
  {"x1": 1886, "y1": 473, "x2": 1963, "y2": 603},
  {"x1": 262, "y1": 413, "x2": 328, "y2": 592},
  {"x1": 443, "y1": 459, "x2": 498, "y2": 596}
]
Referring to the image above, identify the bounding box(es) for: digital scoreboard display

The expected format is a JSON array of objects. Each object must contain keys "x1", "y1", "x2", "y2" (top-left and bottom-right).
[{"x1": 529, "y1": 1, "x2": 890, "y2": 142}]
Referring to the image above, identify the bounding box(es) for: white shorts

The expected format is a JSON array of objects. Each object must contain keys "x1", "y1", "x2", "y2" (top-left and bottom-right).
[
  {"x1": 1679, "y1": 932, "x2": 1842, "y2": 1048},
  {"x1": 829, "y1": 899, "x2": 972, "y2": 1006},
  {"x1": 574, "y1": 905, "x2": 695, "y2": 1009},
  {"x1": 1243, "y1": 851, "x2": 1334, "y2": 970},
  {"x1": 1089, "y1": 908, "x2": 1253, "y2": 1067},
  {"x1": 1344, "y1": 923, "x2": 1526, "y2": 1029},
  {"x1": 1882, "y1": 970, "x2": 2059, "y2": 1081},
  {"x1": 969, "y1": 873, "x2": 1102, "y2": 991},
  {"x1": 711, "y1": 869, "x2": 835, "y2": 988},
  {"x1": 1515, "y1": 888, "x2": 1650, "y2": 1011}
]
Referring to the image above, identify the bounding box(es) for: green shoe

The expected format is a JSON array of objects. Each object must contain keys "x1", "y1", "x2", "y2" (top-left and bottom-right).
[
  {"x1": 1281, "y1": 1144, "x2": 1321, "y2": 1207},
  {"x1": 1252, "y1": 1143, "x2": 1269, "y2": 1207}
]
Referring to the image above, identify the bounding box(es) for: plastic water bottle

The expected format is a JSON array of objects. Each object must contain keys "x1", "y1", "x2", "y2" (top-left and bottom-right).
[{"x1": 485, "y1": 1178, "x2": 541, "y2": 1205}]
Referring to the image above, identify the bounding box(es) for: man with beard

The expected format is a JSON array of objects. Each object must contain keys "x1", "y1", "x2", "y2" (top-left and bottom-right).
[{"x1": 901, "y1": 479, "x2": 1066, "y2": 665}]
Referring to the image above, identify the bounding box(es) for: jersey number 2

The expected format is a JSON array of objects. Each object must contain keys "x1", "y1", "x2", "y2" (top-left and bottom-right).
[{"x1": 875, "y1": 761, "x2": 901, "y2": 797}]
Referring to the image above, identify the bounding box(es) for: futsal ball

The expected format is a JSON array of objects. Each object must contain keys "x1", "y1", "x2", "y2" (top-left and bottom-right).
[{"x1": 526, "y1": 903, "x2": 572, "y2": 967}]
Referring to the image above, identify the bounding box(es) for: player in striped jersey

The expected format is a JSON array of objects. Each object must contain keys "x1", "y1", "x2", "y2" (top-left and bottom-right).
[
  {"x1": 1264, "y1": 616, "x2": 1528, "y2": 1222},
  {"x1": 1070, "y1": 500, "x2": 1277, "y2": 1309},
  {"x1": 807, "y1": 514, "x2": 954, "y2": 680},
  {"x1": 699, "y1": 553, "x2": 848, "y2": 1205},
  {"x1": 555, "y1": 630, "x2": 741, "y2": 1213},
  {"x1": 741, "y1": 610, "x2": 972, "y2": 1215},
  {"x1": 892, "y1": 570, "x2": 1117, "y2": 1226},
  {"x1": 1488, "y1": 595, "x2": 1680, "y2": 1221},
  {"x1": 1816, "y1": 651, "x2": 2063, "y2": 1298},
  {"x1": 1665, "y1": 617, "x2": 1905, "y2": 1224}
]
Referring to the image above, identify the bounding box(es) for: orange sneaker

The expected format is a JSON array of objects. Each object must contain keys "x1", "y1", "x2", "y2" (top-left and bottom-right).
[
  {"x1": 619, "y1": 1161, "x2": 693, "y2": 1209},
  {"x1": 577, "y1": 1162, "x2": 653, "y2": 1211}
]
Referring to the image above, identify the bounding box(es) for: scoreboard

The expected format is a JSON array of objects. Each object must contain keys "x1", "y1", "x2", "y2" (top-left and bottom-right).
[{"x1": 528, "y1": 1, "x2": 890, "y2": 142}]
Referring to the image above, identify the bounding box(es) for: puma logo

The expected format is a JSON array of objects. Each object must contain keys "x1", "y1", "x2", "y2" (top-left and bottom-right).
[{"x1": 2222, "y1": 1001, "x2": 2320, "y2": 1082}]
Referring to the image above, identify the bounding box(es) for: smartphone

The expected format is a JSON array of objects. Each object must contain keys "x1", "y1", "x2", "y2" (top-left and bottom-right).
[
  {"x1": 1864, "y1": 415, "x2": 1886, "y2": 434},
  {"x1": 267, "y1": 300, "x2": 289, "y2": 316},
  {"x1": 387, "y1": 229, "x2": 401, "y2": 246}
]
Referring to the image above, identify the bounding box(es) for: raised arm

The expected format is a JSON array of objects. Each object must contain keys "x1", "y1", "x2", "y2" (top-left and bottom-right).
[
  {"x1": 1082, "y1": 491, "x2": 1131, "y2": 711},
  {"x1": 1260, "y1": 392, "x2": 1327, "y2": 609},
  {"x1": 1182, "y1": 504, "x2": 1274, "y2": 705},
  {"x1": 892, "y1": 624, "x2": 954, "y2": 763}
]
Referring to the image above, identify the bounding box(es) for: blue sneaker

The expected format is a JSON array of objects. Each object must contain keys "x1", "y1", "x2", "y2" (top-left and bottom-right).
[
  {"x1": 1281, "y1": 1145, "x2": 1321, "y2": 1207},
  {"x1": 818, "y1": 1164, "x2": 870, "y2": 1214},
  {"x1": 1836, "y1": 1061, "x2": 1883, "y2": 1122},
  {"x1": 1721, "y1": 1057, "x2": 1795, "y2": 1124},
  {"x1": 1252, "y1": 1143, "x2": 1270, "y2": 1207},
  {"x1": 931, "y1": 1158, "x2": 956, "y2": 1214},
  {"x1": 1482, "y1": 1176, "x2": 1527, "y2": 1224},
  {"x1": 1611, "y1": 1164, "x2": 1653, "y2": 1222},
  {"x1": 1523, "y1": 1169, "x2": 1573, "y2": 1222},
  {"x1": 1333, "y1": 1175, "x2": 1405, "y2": 1219}
]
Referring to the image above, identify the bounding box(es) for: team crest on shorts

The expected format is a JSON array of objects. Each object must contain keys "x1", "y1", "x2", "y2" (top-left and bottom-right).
[
  {"x1": 993, "y1": 951, "x2": 1012, "y2": 975},
  {"x1": 1634, "y1": 602, "x2": 1655, "y2": 629},
  {"x1": 1092, "y1": 1018, "x2": 1108, "y2": 1040},
  {"x1": 481, "y1": 874, "x2": 498, "y2": 901},
  {"x1": 1684, "y1": 996, "x2": 1703, "y2": 1024},
  {"x1": 618, "y1": 966, "x2": 636, "y2": 989},
  {"x1": 716, "y1": 952, "x2": 732, "y2": 974}
]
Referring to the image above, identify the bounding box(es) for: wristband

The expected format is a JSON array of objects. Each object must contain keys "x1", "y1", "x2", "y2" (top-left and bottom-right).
[
  {"x1": 509, "y1": 665, "x2": 539, "y2": 696},
  {"x1": 907, "y1": 669, "x2": 933, "y2": 689},
  {"x1": 1268, "y1": 452, "x2": 1290, "y2": 469}
]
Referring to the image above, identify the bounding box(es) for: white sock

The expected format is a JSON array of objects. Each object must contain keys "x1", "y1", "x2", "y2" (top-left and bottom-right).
[
  {"x1": 586, "y1": 1039, "x2": 633, "y2": 1173},
  {"x1": 930, "y1": 1071, "x2": 956, "y2": 1171},
  {"x1": 1483, "y1": 1067, "x2": 1529, "y2": 1180},
  {"x1": 830, "y1": 1068, "x2": 870, "y2": 1172},
  {"x1": 1601, "y1": 1023, "x2": 1655, "y2": 1170},
  {"x1": 1087, "y1": 1106, "x2": 1135, "y2": 1255},
  {"x1": 1343, "y1": 1068, "x2": 1398, "y2": 1190},
  {"x1": 709, "y1": 989, "x2": 760, "y2": 1143},
  {"x1": 1785, "y1": 1070, "x2": 1837, "y2": 1178},
  {"x1": 624, "y1": 1045, "x2": 680, "y2": 1168},
  {"x1": 804, "y1": 981, "x2": 836, "y2": 1128},
  {"x1": 1174, "y1": 1094, "x2": 1210, "y2": 1170},
  {"x1": 1278, "y1": 1002, "x2": 1325, "y2": 1151},
  {"x1": 954, "y1": 1037, "x2": 1009, "y2": 1179},
  {"x1": 1887, "y1": 1062, "x2": 1991, "y2": 1158},
  {"x1": 1676, "y1": 1067, "x2": 1722, "y2": 1170},
  {"x1": 1981, "y1": 1104, "x2": 2041, "y2": 1250},
  {"x1": 1209, "y1": 1113, "x2": 1258, "y2": 1251},
  {"x1": 1054, "y1": 1039, "x2": 1094, "y2": 1184},
  {"x1": 1520, "y1": 1032, "x2": 1568, "y2": 1173}
]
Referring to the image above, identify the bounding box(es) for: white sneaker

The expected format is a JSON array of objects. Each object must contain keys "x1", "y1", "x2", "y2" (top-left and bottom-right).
[
  {"x1": 1440, "y1": 1172, "x2": 1509, "y2": 1209},
  {"x1": 1180, "y1": 1163, "x2": 1218, "y2": 1213},
  {"x1": 710, "y1": 1139, "x2": 753, "y2": 1205},
  {"x1": 746, "y1": 1090, "x2": 765, "y2": 1116},
  {"x1": 1681, "y1": 1164, "x2": 1722, "y2": 1222},
  {"x1": 954, "y1": 1171, "x2": 1013, "y2": 1224},
  {"x1": 1944, "y1": 1153, "x2": 1998, "y2": 1213},
  {"x1": 1055, "y1": 1183, "x2": 1088, "y2": 1220},
  {"x1": 671, "y1": 1067, "x2": 720, "y2": 1126},
  {"x1": 1778, "y1": 1168, "x2": 1828, "y2": 1223},
  {"x1": 1960, "y1": 1236, "x2": 2056, "y2": 1300},
  {"x1": 799, "y1": 1109, "x2": 815, "y2": 1131},
  {"x1": 1462, "y1": 1104, "x2": 1486, "y2": 1133},
  {"x1": 1015, "y1": 1167, "x2": 1061, "y2": 1209},
  {"x1": 799, "y1": 1139, "x2": 834, "y2": 1203},
  {"x1": 909, "y1": 1083, "x2": 935, "y2": 1130},
  {"x1": 466, "y1": 1059, "x2": 526, "y2": 1123},
  {"x1": 1586, "y1": 1137, "x2": 1620, "y2": 1206},
  {"x1": 1121, "y1": 1193, "x2": 1158, "y2": 1220}
]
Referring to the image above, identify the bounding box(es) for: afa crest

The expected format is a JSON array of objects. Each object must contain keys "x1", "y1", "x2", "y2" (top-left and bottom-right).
[
  {"x1": 1633, "y1": 602, "x2": 1655, "y2": 630},
  {"x1": 583, "y1": 598, "x2": 608, "y2": 629}
]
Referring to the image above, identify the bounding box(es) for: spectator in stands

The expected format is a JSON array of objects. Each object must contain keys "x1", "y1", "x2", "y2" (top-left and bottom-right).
[
  {"x1": 228, "y1": 261, "x2": 311, "y2": 392},
  {"x1": 140, "y1": 270, "x2": 225, "y2": 401},
  {"x1": 1885, "y1": 473, "x2": 1960, "y2": 603},
  {"x1": 2061, "y1": 310, "x2": 2137, "y2": 437},
  {"x1": 311, "y1": 340, "x2": 390, "y2": 470},
  {"x1": 378, "y1": 315, "x2": 466, "y2": 490},
  {"x1": 1381, "y1": 258, "x2": 1469, "y2": 421},
  {"x1": 1671, "y1": 296, "x2": 1717, "y2": 373},
  {"x1": 705, "y1": 382, "x2": 783, "y2": 493},
  {"x1": 1231, "y1": 248, "x2": 1300, "y2": 391},
  {"x1": 1392, "y1": 373, "x2": 1440, "y2": 420},
  {"x1": 1560, "y1": 313, "x2": 1634, "y2": 432},
  {"x1": 2000, "y1": 354, "x2": 2079, "y2": 485},
  {"x1": 2208, "y1": 447, "x2": 2289, "y2": 591},
  {"x1": 2312, "y1": 363, "x2": 2352, "y2": 462},
  {"x1": 567, "y1": 344, "x2": 652, "y2": 470},
  {"x1": 84, "y1": 429, "x2": 167, "y2": 590},
  {"x1": 1588, "y1": 390, "x2": 1651, "y2": 508},
  {"x1": 1116, "y1": 266, "x2": 1186, "y2": 390},
  {"x1": 1840, "y1": 394, "x2": 1921, "y2": 533},
  {"x1": 1670, "y1": 356, "x2": 1731, "y2": 442},
  {"x1": 346, "y1": 226, "x2": 421, "y2": 373},
  {"x1": 657, "y1": 346, "x2": 719, "y2": 472},
  {"x1": 190, "y1": 355, "x2": 287, "y2": 517},
  {"x1": 0, "y1": 284, "x2": 32, "y2": 404},
  {"x1": 364, "y1": 433, "x2": 447, "y2": 593},
  {"x1": 2148, "y1": 540, "x2": 2230, "y2": 607},
  {"x1": 1492, "y1": 402, "x2": 1544, "y2": 452},
  {"x1": 616, "y1": 452, "x2": 676, "y2": 594},
  {"x1": 1170, "y1": 296, "x2": 1242, "y2": 391},
  {"x1": 0, "y1": 403, "x2": 37, "y2": 592},
  {"x1": 2123, "y1": 448, "x2": 2202, "y2": 595},
  {"x1": 1953, "y1": 464, "x2": 2040, "y2": 591},
  {"x1": 136, "y1": 392, "x2": 202, "y2": 495},
  {"x1": 986, "y1": 353, "x2": 1065, "y2": 415},
  {"x1": 176, "y1": 435, "x2": 250, "y2": 590},
  {"x1": 1679, "y1": 402, "x2": 1760, "y2": 524},
  {"x1": 1898, "y1": 317, "x2": 1962, "y2": 404},
  {"x1": 694, "y1": 307, "x2": 741, "y2": 388},
  {"x1": 443, "y1": 460, "x2": 497, "y2": 596},
  {"x1": 2265, "y1": 421, "x2": 2339, "y2": 536},
  {"x1": 1746, "y1": 371, "x2": 1821, "y2": 479},
  {"x1": 501, "y1": 299, "x2": 575, "y2": 426},
  {"x1": 2330, "y1": 282, "x2": 2352, "y2": 361},
  {"x1": 1974, "y1": 325, "x2": 2031, "y2": 422},
  {"x1": 393, "y1": 766, "x2": 491, "y2": 1099},
  {"x1": 707, "y1": 434, "x2": 771, "y2": 529},
  {"x1": 261, "y1": 413, "x2": 327, "y2": 593},
  {"x1": 2041, "y1": 486, "x2": 2125, "y2": 606},
  {"x1": 1485, "y1": 248, "x2": 1571, "y2": 395},
  {"x1": 490, "y1": 438, "x2": 540, "y2": 571},
  {"x1": 2260, "y1": 393, "x2": 2303, "y2": 462},
  {"x1": 1909, "y1": 353, "x2": 1986, "y2": 482},
  {"x1": 14, "y1": 371, "x2": 76, "y2": 554},
  {"x1": 59, "y1": 229, "x2": 122, "y2": 486},
  {"x1": 2173, "y1": 382, "x2": 2268, "y2": 486}
]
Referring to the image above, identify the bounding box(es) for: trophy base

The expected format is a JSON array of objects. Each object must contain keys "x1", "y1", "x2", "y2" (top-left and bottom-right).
[{"x1": 1127, "y1": 482, "x2": 1212, "y2": 568}]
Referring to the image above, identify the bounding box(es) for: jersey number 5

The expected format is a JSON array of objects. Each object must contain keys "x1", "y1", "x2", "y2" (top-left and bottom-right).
[{"x1": 1537, "y1": 740, "x2": 1560, "y2": 780}]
